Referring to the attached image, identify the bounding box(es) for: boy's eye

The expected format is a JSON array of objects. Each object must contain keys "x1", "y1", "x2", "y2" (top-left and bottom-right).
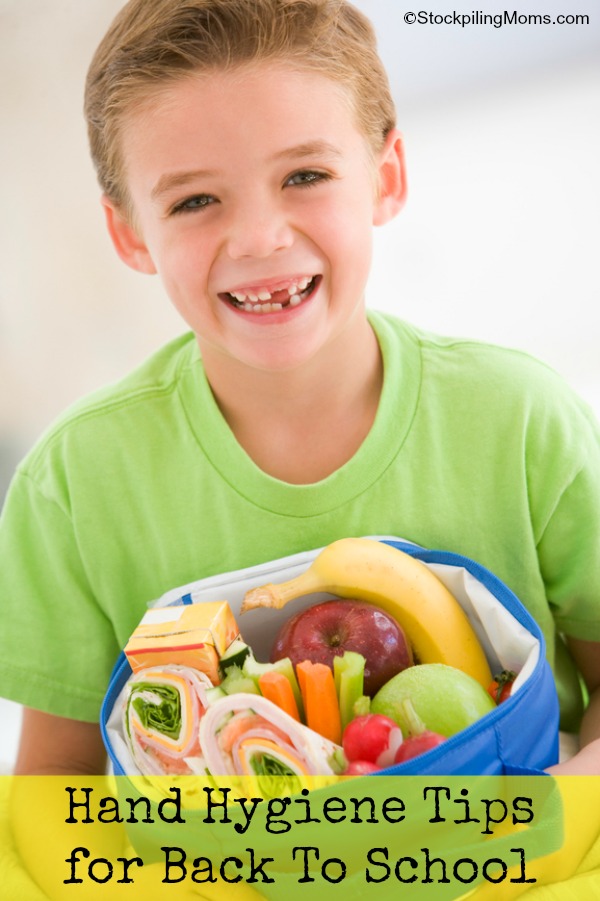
[
  {"x1": 170, "y1": 194, "x2": 216, "y2": 214},
  {"x1": 285, "y1": 170, "x2": 331, "y2": 188}
]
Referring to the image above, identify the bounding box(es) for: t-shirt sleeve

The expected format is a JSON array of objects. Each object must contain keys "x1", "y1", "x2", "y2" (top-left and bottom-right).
[
  {"x1": 533, "y1": 401, "x2": 600, "y2": 641},
  {"x1": 0, "y1": 468, "x2": 120, "y2": 721}
]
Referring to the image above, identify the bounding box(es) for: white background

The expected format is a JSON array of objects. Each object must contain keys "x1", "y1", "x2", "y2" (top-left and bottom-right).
[{"x1": 1, "y1": 0, "x2": 599, "y2": 768}]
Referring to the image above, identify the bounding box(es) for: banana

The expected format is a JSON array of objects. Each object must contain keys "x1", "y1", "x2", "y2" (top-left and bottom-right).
[{"x1": 242, "y1": 537, "x2": 492, "y2": 688}]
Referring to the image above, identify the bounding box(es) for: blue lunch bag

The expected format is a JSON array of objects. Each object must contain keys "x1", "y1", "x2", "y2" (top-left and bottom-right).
[{"x1": 101, "y1": 537, "x2": 560, "y2": 777}]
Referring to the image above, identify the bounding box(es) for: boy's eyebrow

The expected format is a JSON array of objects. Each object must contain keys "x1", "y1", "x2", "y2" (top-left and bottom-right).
[
  {"x1": 271, "y1": 140, "x2": 343, "y2": 162},
  {"x1": 151, "y1": 141, "x2": 342, "y2": 202},
  {"x1": 151, "y1": 169, "x2": 216, "y2": 202}
]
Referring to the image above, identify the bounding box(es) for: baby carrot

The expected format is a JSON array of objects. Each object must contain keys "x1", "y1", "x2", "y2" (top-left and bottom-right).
[
  {"x1": 258, "y1": 671, "x2": 301, "y2": 722},
  {"x1": 296, "y1": 660, "x2": 342, "y2": 745}
]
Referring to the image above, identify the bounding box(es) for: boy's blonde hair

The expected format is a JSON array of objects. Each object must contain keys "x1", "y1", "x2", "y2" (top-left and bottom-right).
[{"x1": 84, "y1": 0, "x2": 396, "y2": 211}]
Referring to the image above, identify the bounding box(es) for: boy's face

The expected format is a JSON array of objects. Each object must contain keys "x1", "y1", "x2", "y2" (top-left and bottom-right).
[{"x1": 105, "y1": 63, "x2": 405, "y2": 374}]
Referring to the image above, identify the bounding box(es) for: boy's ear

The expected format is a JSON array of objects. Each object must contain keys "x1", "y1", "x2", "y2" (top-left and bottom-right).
[
  {"x1": 373, "y1": 129, "x2": 407, "y2": 226},
  {"x1": 101, "y1": 196, "x2": 157, "y2": 274}
]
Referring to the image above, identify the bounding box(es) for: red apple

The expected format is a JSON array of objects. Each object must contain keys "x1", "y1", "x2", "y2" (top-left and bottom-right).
[{"x1": 270, "y1": 599, "x2": 413, "y2": 696}]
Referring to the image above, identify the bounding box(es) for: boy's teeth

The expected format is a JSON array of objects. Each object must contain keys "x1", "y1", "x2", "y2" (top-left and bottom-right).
[
  {"x1": 227, "y1": 275, "x2": 317, "y2": 312},
  {"x1": 244, "y1": 302, "x2": 274, "y2": 313}
]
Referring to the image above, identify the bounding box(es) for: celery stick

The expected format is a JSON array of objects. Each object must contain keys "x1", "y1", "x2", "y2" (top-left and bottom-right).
[
  {"x1": 333, "y1": 651, "x2": 365, "y2": 731},
  {"x1": 353, "y1": 695, "x2": 371, "y2": 718}
]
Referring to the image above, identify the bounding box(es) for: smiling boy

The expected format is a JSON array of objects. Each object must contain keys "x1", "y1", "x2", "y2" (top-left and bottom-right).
[
  {"x1": 105, "y1": 61, "x2": 398, "y2": 484},
  {"x1": 1, "y1": 0, "x2": 599, "y2": 778}
]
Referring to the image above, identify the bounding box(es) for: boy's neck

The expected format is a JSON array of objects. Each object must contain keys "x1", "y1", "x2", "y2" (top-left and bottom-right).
[{"x1": 198, "y1": 312, "x2": 383, "y2": 484}]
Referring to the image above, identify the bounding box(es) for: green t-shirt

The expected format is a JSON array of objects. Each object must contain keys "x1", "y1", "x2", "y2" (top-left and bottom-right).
[{"x1": 1, "y1": 312, "x2": 599, "y2": 730}]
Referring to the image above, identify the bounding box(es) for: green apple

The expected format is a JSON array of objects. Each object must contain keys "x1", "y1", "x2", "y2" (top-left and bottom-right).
[{"x1": 371, "y1": 663, "x2": 496, "y2": 738}]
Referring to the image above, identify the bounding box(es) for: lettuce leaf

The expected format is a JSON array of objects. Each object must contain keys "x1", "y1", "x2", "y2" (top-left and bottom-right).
[{"x1": 130, "y1": 684, "x2": 182, "y2": 738}]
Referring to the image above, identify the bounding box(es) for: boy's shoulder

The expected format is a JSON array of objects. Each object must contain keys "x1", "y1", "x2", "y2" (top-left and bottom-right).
[
  {"x1": 52, "y1": 330, "x2": 198, "y2": 425},
  {"x1": 382, "y1": 312, "x2": 577, "y2": 393},
  {"x1": 21, "y1": 332, "x2": 199, "y2": 477},
  {"x1": 376, "y1": 312, "x2": 598, "y2": 432},
  {"x1": 402, "y1": 315, "x2": 558, "y2": 379}
]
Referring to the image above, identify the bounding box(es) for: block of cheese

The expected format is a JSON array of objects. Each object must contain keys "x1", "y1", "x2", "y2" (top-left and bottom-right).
[{"x1": 124, "y1": 601, "x2": 239, "y2": 684}]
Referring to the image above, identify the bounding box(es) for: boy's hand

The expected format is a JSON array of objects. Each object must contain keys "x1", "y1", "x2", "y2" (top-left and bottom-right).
[
  {"x1": 15, "y1": 708, "x2": 107, "y2": 776},
  {"x1": 10, "y1": 774, "x2": 267, "y2": 901},
  {"x1": 10, "y1": 710, "x2": 266, "y2": 900},
  {"x1": 546, "y1": 736, "x2": 600, "y2": 775},
  {"x1": 547, "y1": 637, "x2": 600, "y2": 775}
]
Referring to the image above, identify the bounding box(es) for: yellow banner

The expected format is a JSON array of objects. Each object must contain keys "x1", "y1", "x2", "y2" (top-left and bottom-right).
[{"x1": 2, "y1": 775, "x2": 599, "y2": 900}]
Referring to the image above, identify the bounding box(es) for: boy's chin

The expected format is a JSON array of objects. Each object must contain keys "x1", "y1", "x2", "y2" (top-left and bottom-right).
[{"x1": 220, "y1": 326, "x2": 334, "y2": 375}]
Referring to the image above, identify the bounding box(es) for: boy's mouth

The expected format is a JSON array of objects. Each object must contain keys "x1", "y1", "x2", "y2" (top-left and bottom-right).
[{"x1": 219, "y1": 275, "x2": 320, "y2": 314}]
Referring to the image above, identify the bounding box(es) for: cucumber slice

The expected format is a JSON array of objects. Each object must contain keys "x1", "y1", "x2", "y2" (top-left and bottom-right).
[
  {"x1": 222, "y1": 676, "x2": 260, "y2": 696},
  {"x1": 205, "y1": 685, "x2": 226, "y2": 705},
  {"x1": 219, "y1": 665, "x2": 260, "y2": 696},
  {"x1": 219, "y1": 638, "x2": 251, "y2": 676}
]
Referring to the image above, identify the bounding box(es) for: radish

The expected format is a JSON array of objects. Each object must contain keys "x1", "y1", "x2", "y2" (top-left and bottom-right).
[
  {"x1": 393, "y1": 698, "x2": 446, "y2": 764},
  {"x1": 344, "y1": 760, "x2": 381, "y2": 775},
  {"x1": 342, "y1": 714, "x2": 403, "y2": 768},
  {"x1": 393, "y1": 731, "x2": 446, "y2": 763}
]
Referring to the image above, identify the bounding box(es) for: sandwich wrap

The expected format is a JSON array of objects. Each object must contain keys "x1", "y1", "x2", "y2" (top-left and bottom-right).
[
  {"x1": 123, "y1": 664, "x2": 213, "y2": 775},
  {"x1": 199, "y1": 693, "x2": 342, "y2": 776}
]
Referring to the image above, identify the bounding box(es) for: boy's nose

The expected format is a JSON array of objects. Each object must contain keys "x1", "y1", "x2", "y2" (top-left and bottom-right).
[{"x1": 225, "y1": 201, "x2": 294, "y2": 260}]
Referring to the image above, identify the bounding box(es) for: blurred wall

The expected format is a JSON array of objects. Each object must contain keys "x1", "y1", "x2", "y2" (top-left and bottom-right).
[{"x1": 1, "y1": 0, "x2": 599, "y2": 495}]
